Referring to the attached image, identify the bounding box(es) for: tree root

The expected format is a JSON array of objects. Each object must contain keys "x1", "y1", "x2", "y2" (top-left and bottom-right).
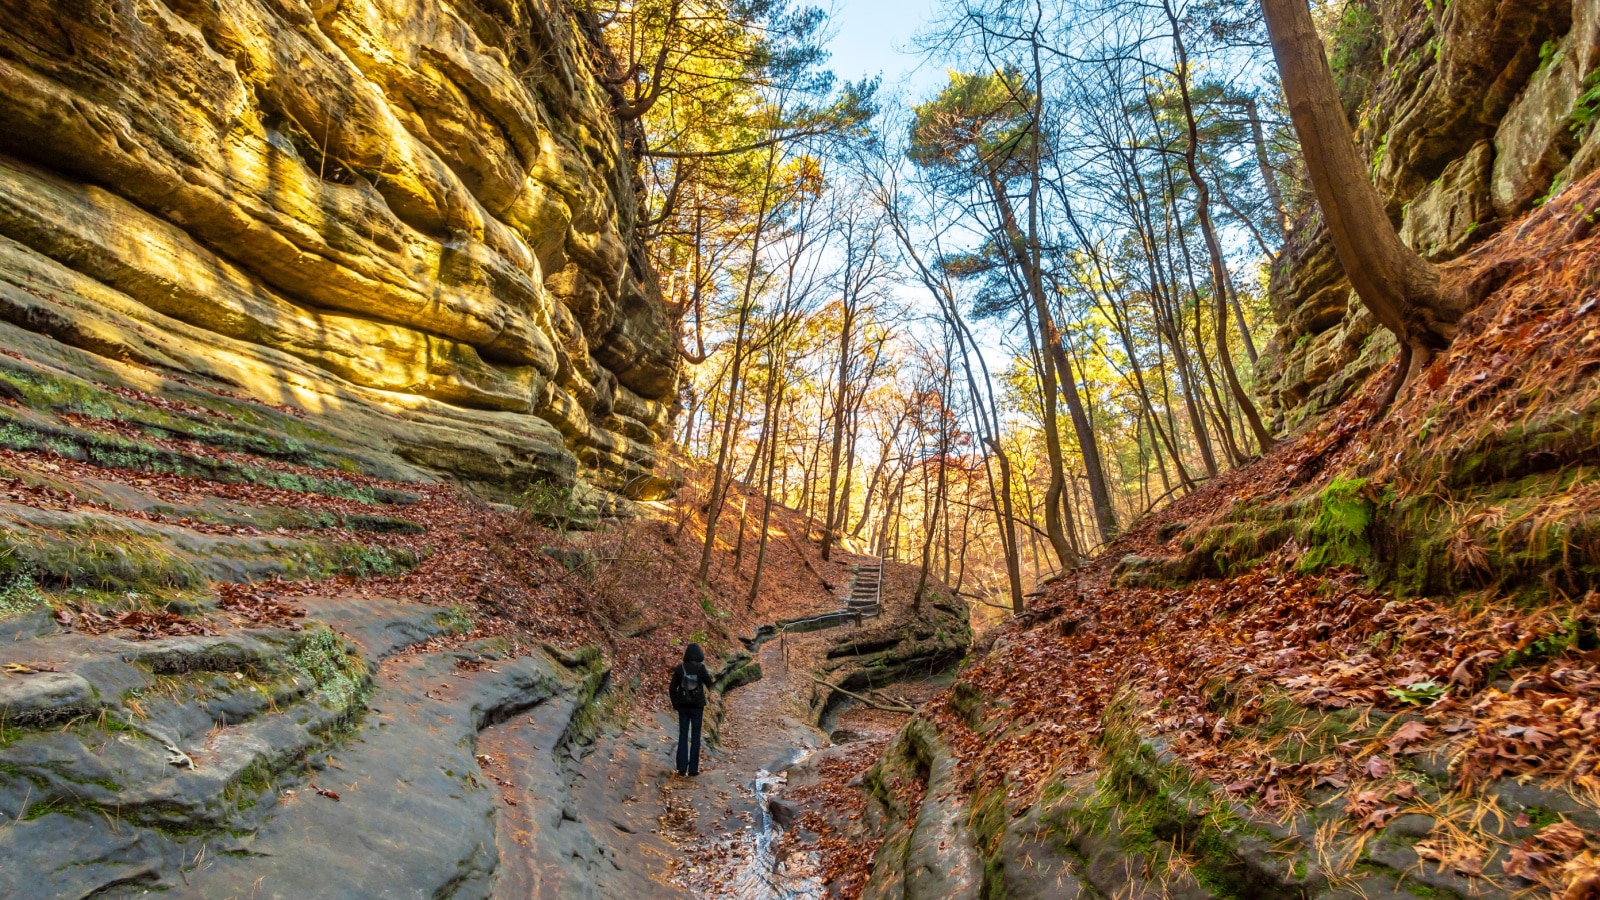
[{"x1": 1369, "y1": 342, "x2": 1414, "y2": 423}]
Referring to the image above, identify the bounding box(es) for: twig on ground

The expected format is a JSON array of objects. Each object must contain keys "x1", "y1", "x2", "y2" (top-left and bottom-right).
[{"x1": 810, "y1": 675, "x2": 915, "y2": 713}]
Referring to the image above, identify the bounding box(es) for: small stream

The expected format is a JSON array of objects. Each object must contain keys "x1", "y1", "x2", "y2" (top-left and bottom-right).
[
  {"x1": 723, "y1": 755, "x2": 825, "y2": 899},
  {"x1": 685, "y1": 590, "x2": 883, "y2": 899},
  {"x1": 708, "y1": 631, "x2": 835, "y2": 899}
]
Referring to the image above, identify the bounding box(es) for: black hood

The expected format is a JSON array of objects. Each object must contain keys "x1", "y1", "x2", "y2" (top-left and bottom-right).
[{"x1": 684, "y1": 643, "x2": 704, "y2": 664}]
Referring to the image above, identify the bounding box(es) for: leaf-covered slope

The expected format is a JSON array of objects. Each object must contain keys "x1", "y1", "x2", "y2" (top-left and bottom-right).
[{"x1": 820, "y1": 167, "x2": 1600, "y2": 899}]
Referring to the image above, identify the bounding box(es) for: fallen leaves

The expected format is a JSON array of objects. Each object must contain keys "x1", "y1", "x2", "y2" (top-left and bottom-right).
[
  {"x1": 1560, "y1": 850, "x2": 1600, "y2": 899},
  {"x1": 778, "y1": 739, "x2": 896, "y2": 900},
  {"x1": 1385, "y1": 721, "x2": 1431, "y2": 755},
  {"x1": 1449, "y1": 649, "x2": 1499, "y2": 687},
  {"x1": 1345, "y1": 789, "x2": 1401, "y2": 831},
  {"x1": 898, "y1": 452, "x2": 1600, "y2": 895},
  {"x1": 66, "y1": 605, "x2": 220, "y2": 639},
  {"x1": 1502, "y1": 820, "x2": 1600, "y2": 896},
  {"x1": 1363, "y1": 755, "x2": 1392, "y2": 779}
]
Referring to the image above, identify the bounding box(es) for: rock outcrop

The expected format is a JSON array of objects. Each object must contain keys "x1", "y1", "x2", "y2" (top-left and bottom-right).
[
  {"x1": 0, "y1": 0, "x2": 679, "y2": 501},
  {"x1": 808, "y1": 561, "x2": 973, "y2": 729},
  {"x1": 0, "y1": 595, "x2": 612, "y2": 897},
  {"x1": 1262, "y1": 0, "x2": 1600, "y2": 427}
]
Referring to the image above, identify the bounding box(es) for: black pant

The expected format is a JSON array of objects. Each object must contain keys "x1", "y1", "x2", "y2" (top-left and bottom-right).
[{"x1": 675, "y1": 707, "x2": 703, "y2": 775}]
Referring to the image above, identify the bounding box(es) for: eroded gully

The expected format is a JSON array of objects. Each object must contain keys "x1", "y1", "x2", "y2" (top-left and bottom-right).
[{"x1": 473, "y1": 624, "x2": 852, "y2": 899}]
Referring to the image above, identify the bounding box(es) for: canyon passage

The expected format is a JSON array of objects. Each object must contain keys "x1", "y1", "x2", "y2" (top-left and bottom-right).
[{"x1": 0, "y1": 0, "x2": 1598, "y2": 897}]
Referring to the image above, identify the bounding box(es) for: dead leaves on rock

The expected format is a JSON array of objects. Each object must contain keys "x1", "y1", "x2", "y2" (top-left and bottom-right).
[
  {"x1": 67, "y1": 603, "x2": 221, "y2": 638},
  {"x1": 1384, "y1": 720, "x2": 1431, "y2": 755},
  {"x1": 913, "y1": 553, "x2": 1599, "y2": 893},
  {"x1": 1499, "y1": 821, "x2": 1597, "y2": 895}
]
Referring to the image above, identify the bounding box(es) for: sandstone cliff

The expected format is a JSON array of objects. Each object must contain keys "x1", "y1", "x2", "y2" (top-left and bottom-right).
[
  {"x1": 0, "y1": 0, "x2": 679, "y2": 502},
  {"x1": 1263, "y1": 0, "x2": 1600, "y2": 426}
]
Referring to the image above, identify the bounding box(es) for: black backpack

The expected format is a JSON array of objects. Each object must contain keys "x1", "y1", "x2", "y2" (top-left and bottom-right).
[{"x1": 671, "y1": 664, "x2": 705, "y2": 708}]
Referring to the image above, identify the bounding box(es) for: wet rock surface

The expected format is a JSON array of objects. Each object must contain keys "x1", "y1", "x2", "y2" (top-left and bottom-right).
[
  {"x1": 859, "y1": 719, "x2": 981, "y2": 900},
  {"x1": 181, "y1": 643, "x2": 587, "y2": 899}
]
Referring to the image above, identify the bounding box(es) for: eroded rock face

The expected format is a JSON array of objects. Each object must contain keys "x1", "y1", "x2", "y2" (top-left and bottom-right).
[
  {"x1": 0, "y1": 0, "x2": 678, "y2": 499},
  {"x1": 1265, "y1": 0, "x2": 1600, "y2": 426}
]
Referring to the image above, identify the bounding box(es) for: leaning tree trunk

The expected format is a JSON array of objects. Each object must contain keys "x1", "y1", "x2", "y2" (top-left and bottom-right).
[{"x1": 1260, "y1": 0, "x2": 1464, "y2": 407}]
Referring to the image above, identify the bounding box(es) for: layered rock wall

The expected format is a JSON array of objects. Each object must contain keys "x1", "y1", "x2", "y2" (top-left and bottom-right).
[
  {"x1": 1262, "y1": 0, "x2": 1600, "y2": 425},
  {"x1": 0, "y1": 0, "x2": 678, "y2": 499}
]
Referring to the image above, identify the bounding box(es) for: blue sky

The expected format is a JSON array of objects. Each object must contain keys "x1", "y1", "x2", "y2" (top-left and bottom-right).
[{"x1": 823, "y1": 0, "x2": 946, "y2": 98}]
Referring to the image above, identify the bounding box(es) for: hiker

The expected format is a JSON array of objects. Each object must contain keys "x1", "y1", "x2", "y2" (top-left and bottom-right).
[{"x1": 669, "y1": 643, "x2": 711, "y2": 776}]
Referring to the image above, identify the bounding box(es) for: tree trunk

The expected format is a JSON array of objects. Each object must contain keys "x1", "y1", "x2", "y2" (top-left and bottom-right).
[
  {"x1": 852, "y1": 410, "x2": 908, "y2": 540},
  {"x1": 747, "y1": 370, "x2": 786, "y2": 606},
  {"x1": 1013, "y1": 271, "x2": 1079, "y2": 569},
  {"x1": 698, "y1": 145, "x2": 778, "y2": 583},
  {"x1": 1260, "y1": 0, "x2": 1461, "y2": 391},
  {"x1": 1223, "y1": 273, "x2": 1260, "y2": 365},
  {"x1": 836, "y1": 402, "x2": 862, "y2": 545},
  {"x1": 1245, "y1": 96, "x2": 1292, "y2": 236},
  {"x1": 1140, "y1": 135, "x2": 1222, "y2": 476},
  {"x1": 986, "y1": 173, "x2": 1117, "y2": 547},
  {"x1": 1166, "y1": 0, "x2": 1275, "y2": 453},
  {"x1": 987, "y1": 438, "x2": 1027, "y2": 614},
  {"x1": 915, "y1": 366, "x2": 953, "y2": 609},
  {"x1": 820, "y1": 303, "x2": 854, "y2": 562}
]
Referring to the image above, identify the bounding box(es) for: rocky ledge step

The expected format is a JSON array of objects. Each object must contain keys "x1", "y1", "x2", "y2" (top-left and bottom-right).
[
  {"x1": 181, "y1": 641, "x2": 595, "y2": 899},
  {"x1": 0, "y1": 596, "x2": 597, "y2": 898},
  {"x1": 860, "y1": 718, "x2": 982, "y2": 899},
  {"x1": 979, "y1": 718, "x2": 1600, "y2": 900}
]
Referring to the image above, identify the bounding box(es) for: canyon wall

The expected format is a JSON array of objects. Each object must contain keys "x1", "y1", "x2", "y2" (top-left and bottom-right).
[
  {"x1": 0, "y1": 0, "x2": 679, "y2": 501},
  {"x1": 1262, "y1": 0, "x2": 1600, "y2": 426}
]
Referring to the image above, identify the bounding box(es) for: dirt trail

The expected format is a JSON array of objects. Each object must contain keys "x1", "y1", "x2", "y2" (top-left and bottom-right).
[
  {"x1": 464, "y1": 621, "x2": 866, "y2": 899},
  {"x1": 663, "y1": 630, "x2": 838, "y2": 897}
]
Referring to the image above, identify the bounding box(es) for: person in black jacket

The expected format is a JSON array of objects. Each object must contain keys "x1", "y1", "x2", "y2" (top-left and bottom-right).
[{"x1": 668, "y1": 643, "x2": 711, "y2": 776}]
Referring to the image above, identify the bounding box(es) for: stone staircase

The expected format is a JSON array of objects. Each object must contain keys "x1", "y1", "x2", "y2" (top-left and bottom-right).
[{"x1": 844, "y1": 557, "x2": 882, "y2": 618}]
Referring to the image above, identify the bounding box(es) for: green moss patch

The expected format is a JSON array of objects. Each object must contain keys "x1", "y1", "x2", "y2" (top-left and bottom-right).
[
  {"x1": 1298, "y1": 477, "x2": 1375, "y2": 574},
  {"x1": 0, "y1": 364, "x2": 323, "y2": 466},
  {"x1": 0, "y1": 522, "x2": 205, "y2": 592},
  {"x1": 289, "y1": 625, "x2": 371, "y2": 715},
  {"x1": 0, "y1": 551, "x2": 46, "y2": 618}
]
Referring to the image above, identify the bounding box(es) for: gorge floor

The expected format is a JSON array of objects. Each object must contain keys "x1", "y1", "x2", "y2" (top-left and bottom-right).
[{"x1": 0, "y1": 342, "x2": 904, "y2": 896}]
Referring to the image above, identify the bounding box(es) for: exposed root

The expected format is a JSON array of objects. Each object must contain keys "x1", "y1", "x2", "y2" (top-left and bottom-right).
[{"x1": 1369, "y1": 340, "x2": 1413, "y2": 424}]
